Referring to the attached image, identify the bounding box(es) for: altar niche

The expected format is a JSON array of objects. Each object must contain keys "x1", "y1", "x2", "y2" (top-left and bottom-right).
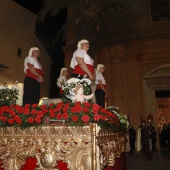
[{"x1": 155, "y1": 91, "x2": 170, "y2": 133}]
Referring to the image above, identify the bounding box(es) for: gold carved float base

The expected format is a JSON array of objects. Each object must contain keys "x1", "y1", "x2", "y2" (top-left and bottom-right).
[{"x1": 0, "y1": 123, "x2": 126, "y2": 170}]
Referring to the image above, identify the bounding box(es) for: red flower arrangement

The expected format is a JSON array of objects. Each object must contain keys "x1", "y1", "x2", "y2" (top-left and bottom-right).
[{"x1": 0, "y1": 102, "x2": 127, "y2": 132}]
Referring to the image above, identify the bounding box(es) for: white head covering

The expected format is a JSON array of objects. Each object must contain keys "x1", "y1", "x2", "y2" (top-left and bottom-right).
[
  {"x1": 77, "y1": 39, "x2": 89, "y2": 49},
  {"x1": 96, "y1": 64, "x2": 104, "y2": 74},
  {"x1": 28, "y1": 47, "x2": 39, "y2": 57},
  {"x1": 59, "y1": 68, "x2": 68, "y2": 77}
]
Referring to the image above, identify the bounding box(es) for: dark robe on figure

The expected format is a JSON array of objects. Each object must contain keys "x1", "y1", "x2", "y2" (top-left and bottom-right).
[
  {"x1": 141, "y1": 125, "x2": 146, "y2": 152},
  {"x1": 144, "y1": 125, "x2": 152, "y2": 162}
]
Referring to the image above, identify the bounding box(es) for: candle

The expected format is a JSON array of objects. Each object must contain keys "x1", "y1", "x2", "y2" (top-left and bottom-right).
[
  {"x1": 16, "y1": 83, "x2": 24, "y2": 105},
  {"x1": 105, "y1": 102, "x2": 107, "y2": 109}
]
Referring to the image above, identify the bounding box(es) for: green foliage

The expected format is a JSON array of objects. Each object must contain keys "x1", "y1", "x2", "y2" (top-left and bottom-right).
[
  {"x1": 107, "y1": 106, "x2": 129, "y2": 130},
  {"x1": 0, "y1": 83, "x2": 19, "y2": 107}
]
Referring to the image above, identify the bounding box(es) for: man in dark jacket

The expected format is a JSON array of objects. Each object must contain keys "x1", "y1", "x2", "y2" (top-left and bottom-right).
[{"x1": 129, "y1": 125, "x2": 136, "y2": 154}]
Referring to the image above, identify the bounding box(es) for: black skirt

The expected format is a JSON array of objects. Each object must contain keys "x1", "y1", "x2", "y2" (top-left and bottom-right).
[
  {"x1": 95, "y1": 89, "x2": 105, "y2": 108},
  {"x1": 23, "y1": 77, "x2": 40, "y2": 105}
]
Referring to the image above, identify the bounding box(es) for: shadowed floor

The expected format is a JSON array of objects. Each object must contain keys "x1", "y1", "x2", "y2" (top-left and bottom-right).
[{"x1": 126, "y1": 147, "x2": 170, "y2": 170}]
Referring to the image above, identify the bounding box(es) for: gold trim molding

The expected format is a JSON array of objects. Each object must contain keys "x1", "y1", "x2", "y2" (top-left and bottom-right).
[{"x1": 0, "y1": 123, "x2": 126, "y2": 170}]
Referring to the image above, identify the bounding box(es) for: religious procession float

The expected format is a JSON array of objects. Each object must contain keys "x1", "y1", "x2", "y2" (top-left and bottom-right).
[{"x1": 0, "y1": 78, "x2": 129, "y2": 170}]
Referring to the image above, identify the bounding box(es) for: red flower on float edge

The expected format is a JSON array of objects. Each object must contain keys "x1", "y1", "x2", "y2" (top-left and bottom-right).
[
  {"x1": 81, "y1": 115, "x2": 90, "y2": 123},
  {"x1": 0, "y1": 102, "x2": 128, "y2": 132},
  {"x1": 71, "y1": 115, "x2": 78, "y2": 122}
]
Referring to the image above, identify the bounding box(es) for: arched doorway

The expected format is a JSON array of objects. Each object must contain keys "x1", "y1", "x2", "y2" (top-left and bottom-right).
[{"x1": 143, "y1": 64, "x2": 170, "y2": 131}]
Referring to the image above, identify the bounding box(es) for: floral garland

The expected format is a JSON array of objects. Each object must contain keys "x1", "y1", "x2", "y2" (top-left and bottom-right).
[
  {"x1": 0, "y1": 79, "x2": 129, "y2": 131},
  {"x1": 107, "y1": 106, "x2": 129, "y2": 129},
  {"x1": 0, "y1": 102, "x2": 128, "y2": 132}
]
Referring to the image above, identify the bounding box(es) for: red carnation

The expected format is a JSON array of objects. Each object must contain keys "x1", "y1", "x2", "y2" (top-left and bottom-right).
[
  {"x1": 75, "y1": 102, "x2": 81, "y2": 106},
  {"x1": 56, "y1": 113, "x2": 62, "y2": 120},
  {"x1": 31, "y1": 109, "x2": 37, "y2": 115},
  {"x1": 63, "y1": 103, "x2": 70, "y2": 112},
  {"x1": 71, "y1": 107, "x2": 76, "y2": 113},
  {"x1": 37, "y1": 111, "x2": 43, "y2": 118},
  {"x1": 50, "y1": 112, "x2": 55, "y2": 118},
  {"x1": 14, "y1": 105, "x2": 22, "y2": 113},
  {"x1": 14, "y1": 115, "x2": 22, "y2": 124},
  {"x1": 35, "y1": 117, "x2": 42, "y2": 123},
  {"x1": 1, "y1": 106, "x2": 9, "y2": 112},
  {"x1": 49, "y1": 103, "x2": 54, "y2": 107},
  {"x1": 40, "y1": 104, "x2": 47, "y2": 109},
  {"x1": 0, "y1": 116, "x2": 7, "y2": 122},
  {"x1": 49, "y1": 109, "x2": 55, "y2": 118},
  {"x1": 94, "y1": 114, "x2": 101, "y2": 121},
  {"x1": 32, "y1": 104, "x2": 38, "y2": 108},
  {"x1": 55, "y1": 102, "x2": 64, "y2": 111},
  {"x1": 83, "y1": 107, "x2": 89, "y2": 113},
  {"x1": 23, "y1": 108, "x2": 30, "y2": 115},
  {"x1": 28, "y1": 117, "x2": 34, "y2": 123},
  {"x1": 62, "y1": 113, "x2": 69, "y2": 120},
  {"x1": 9, "y1": 110, "x2": 15, "y2": 117},
  {"x1": 10, "y1": 104, "x2": 15, "y2": 109},
  {"x1": 81, "y1": 115, "x2": 90, "y2": 123},
  {"x1": 92, "y1": 107, "x2": 99, "y2": 114},
  {"x1": 42, "y1": 108, "x2": 48, "y2": 114},
  {"x1": 0, "y1": 111, "x2": 3, "y2": 116},
  {"x1": 93, "y1": 103, "x2": 100, "y2": 108},
  {"x1": 100, "y1": 108, "x2": 106, "y2": 113},
  {"x1": 75, "y1": 105, "x2": 83, "y2": 112},
  {"x1": 8, "y1": 118, "x2": 14, "y2": 125},
  {"x1": 92, "y1": 104, "x2": 100, "y2": 114},
  {"x1": 71, "y1": 115, "x2": 78, "y2": 122},
  {"x1": 24, "y1": 104, "x2": 30, "y2": 108},
  {"x1": 83, "y1": 102, "x2": 91, "y2": 107}
]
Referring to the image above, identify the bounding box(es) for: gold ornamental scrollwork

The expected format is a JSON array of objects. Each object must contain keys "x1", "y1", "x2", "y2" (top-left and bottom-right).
[
  {"x1": 97, "y1": 130, "x2": 126, "y2": 168},
  {"x1": 0, "y1": 124, "x2": 126, "y2": 170}
]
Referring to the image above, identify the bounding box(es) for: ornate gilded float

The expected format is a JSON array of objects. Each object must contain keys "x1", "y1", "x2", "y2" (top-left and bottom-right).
[
  {"x1": 0, "y1": 78, "x2": 128, "y2": 169},
  {"x1": 0, "y1": 123, "x2": 126, "y2": 170}
]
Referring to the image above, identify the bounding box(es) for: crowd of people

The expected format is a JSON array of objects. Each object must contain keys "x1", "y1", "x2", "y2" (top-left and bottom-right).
[
  {"x1": 160, "y1": 122, "x2": 170, "y2": 151},
  {"x1": 23, "y1": 39, "x2": 108, "y2": 108},
  {"x1": 126, "y1": 119, "x2": 156, "y2": 163},
  {"x1": 126, "y1": 118, "x2": 170, "y2": 164}
]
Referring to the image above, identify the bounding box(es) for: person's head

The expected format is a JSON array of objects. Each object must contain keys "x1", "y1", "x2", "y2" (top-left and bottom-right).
[
  {"x1": 96, "y1": 64, "x2": 105, "y2": 74},
  {"x1": 28, "y1": 47, "x2": 40, "y2": 58},
  {"x1": 147, "y1": 119, "x2": 152, "y2": 125},
  {"x1": 141, "y1": 121, "x2": 146, "y2": 127},
  {"x1": 60, "y1": 68, "x2": 68, "y2": 77},
  {"x1": 74, "y1": 84, "x2": 83, "y2": 95},
  {"x1": 77, "y1": 39, "x2": 89, "y2": 51}
]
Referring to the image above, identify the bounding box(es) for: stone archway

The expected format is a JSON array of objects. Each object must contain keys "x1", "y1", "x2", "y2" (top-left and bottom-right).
[
  {"x1": 143, "y1": 64, "x2": 170, "y2": 90},
  {"x1": 143, "y1": 64, "x2": 170, "y2": 129}
]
